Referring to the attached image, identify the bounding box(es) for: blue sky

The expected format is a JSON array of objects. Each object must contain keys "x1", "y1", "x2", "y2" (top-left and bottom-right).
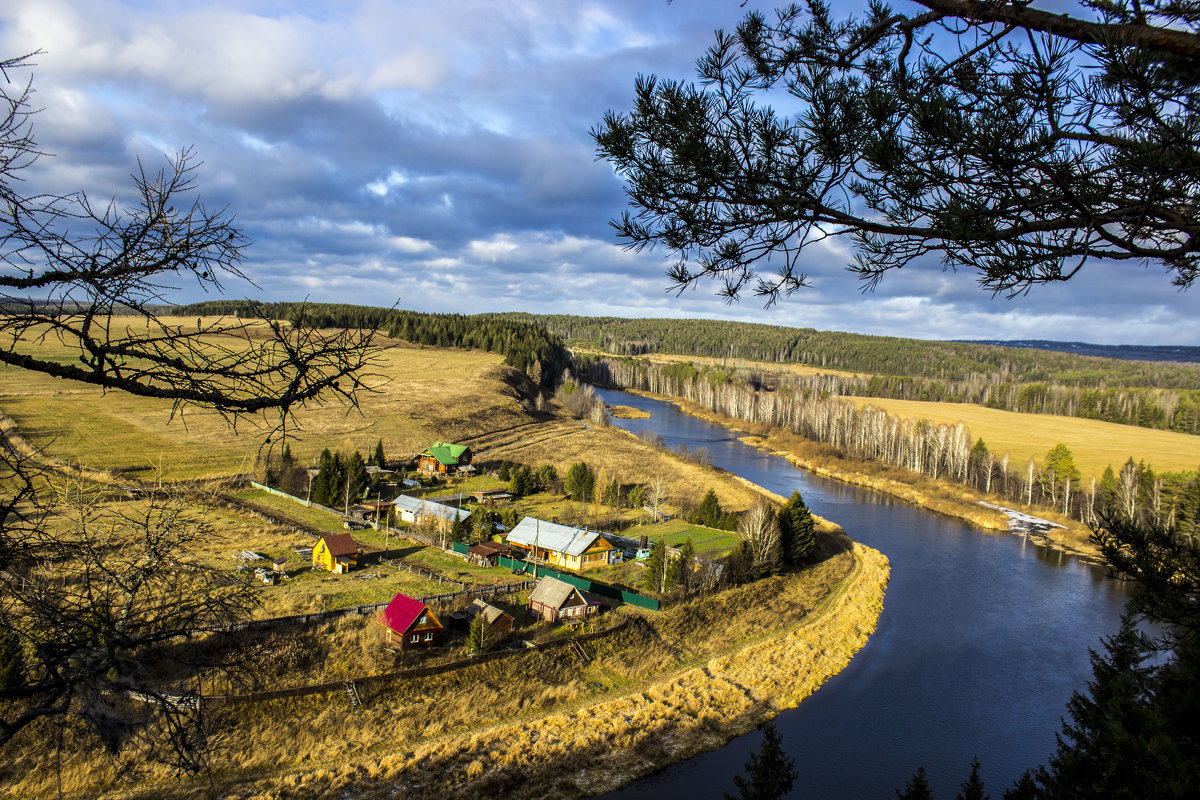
[{"x1": 2, "y1": 0, "x2": 1194, "y2": 345}]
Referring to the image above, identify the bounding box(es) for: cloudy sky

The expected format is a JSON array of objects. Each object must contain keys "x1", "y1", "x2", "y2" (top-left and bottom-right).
[{"x1": 1, "y1": 0, "x2": 1194, "y2": 345}]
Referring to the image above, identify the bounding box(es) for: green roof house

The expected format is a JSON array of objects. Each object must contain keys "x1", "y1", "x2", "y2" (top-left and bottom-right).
[{"x1": 417, "y1": 442, "x2": 474, "y2": 475}]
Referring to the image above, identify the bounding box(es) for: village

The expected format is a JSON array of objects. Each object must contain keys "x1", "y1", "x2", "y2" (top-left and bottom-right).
[{"x1": 211, "y1": 437, "x2": 746, "y2": 697}]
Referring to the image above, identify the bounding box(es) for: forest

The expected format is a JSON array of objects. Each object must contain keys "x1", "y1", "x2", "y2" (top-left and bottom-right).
[
  {"x1": 580, "y1": 355, "x2": 1199, "y2": 534},
  {"x1": 174, "y1": 301, "x2": 571, "y2": 389},
  {"x1": 502, "y1": 313, "x2": 1200, "y2": 435}
]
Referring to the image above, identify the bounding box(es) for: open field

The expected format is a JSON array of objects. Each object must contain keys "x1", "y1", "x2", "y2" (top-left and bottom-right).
[
  {"x1": 0, "y1": 317, "x2": 534, "y2": 480},
  {"x1": 847, "y1": 396, "x2": 1200, "y2": 478}
]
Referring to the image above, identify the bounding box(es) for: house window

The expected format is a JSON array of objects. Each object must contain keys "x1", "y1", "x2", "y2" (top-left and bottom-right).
[
  {"x1": 419, "y1": 615, "x2": 427, "y2": 624},
  {"x1": 410, "y1": 634, "x2": 419, "y2": 643},
  {"x1": 424, "y1": 632, "x2": 433, "y2": 641}
]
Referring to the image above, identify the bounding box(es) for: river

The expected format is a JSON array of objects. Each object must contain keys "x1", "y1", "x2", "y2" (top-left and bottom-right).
[{"x1": 591, "y1": 387, "x2": 1129, "y2": 800}]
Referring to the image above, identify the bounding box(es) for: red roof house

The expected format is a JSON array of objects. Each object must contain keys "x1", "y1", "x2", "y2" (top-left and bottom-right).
[{"x1": 380, "y1": 592, "x2": 444, "y2": 649}]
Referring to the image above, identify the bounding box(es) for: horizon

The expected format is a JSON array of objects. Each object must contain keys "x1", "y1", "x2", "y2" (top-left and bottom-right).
[{"x1": 2, "y1": 0, "x2": 1195, "y2": 346}]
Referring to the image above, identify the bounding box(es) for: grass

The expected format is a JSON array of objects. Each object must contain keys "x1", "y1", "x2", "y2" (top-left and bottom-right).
[
  {"x1": 0, "y1": 317, "x2": 532, "y2": 480},
  {"x1": 230, "y1": 488, "x2": 348, "y2": 531},
  {"x1": 846, "y1": 396, "x2": 1200, "y2": 478},
  {"x1": 623, "y1": 519, "x2": 742, "y2": 557}
]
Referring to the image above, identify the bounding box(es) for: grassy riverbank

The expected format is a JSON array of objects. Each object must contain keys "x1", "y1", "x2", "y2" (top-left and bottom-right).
[
  {"x1": 14, "y1": 533, "x2": 888, "y2": 800},
  {"x1": 629, "y1": 391, "x2": 1099, "y2": 559}
]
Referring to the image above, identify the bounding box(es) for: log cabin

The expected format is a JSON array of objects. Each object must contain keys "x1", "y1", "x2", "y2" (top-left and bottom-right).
[{"x1": 380, "y1": 592, "x2": 444, "y2": 648}]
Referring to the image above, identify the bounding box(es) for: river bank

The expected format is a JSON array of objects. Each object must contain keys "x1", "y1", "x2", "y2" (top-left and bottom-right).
[
  {"x1": 623, "y1": 390, "x2": 1099, "y2": 561},
  {"x1": 57, "y1": 534, "x2": 886, "y2": 800},
  {"x1": 237, "y1": 542, "x2": 889, "y2": 800}
]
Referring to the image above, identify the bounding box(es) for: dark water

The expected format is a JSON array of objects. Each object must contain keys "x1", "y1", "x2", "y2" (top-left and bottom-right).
[{"x1": 592, "y1": 387, "x2": 1127, "y2": 800}]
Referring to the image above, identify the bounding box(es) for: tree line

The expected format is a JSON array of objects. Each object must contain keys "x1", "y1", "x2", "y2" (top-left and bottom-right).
[
  {"x1": 176, "y1": 301, "x2": 572, "y2": 390},
  {"x1": 582, "y1": 356, "x2": 1198, "y2": 529},
  {"x1": 505, "y1": 313, "x2": 1200, "y2": 434}
]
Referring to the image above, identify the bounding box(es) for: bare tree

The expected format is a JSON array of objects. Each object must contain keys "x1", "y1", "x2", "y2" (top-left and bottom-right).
[
  {"x1": 738, "y1": 501, "x2": 781, "y2": 577},
  {"x1": 0, "y1": 53, "x2": 374, "y2": 772},
  {"x1": 0, "y1": 464, "x2": 258, "y2": 772},
  {"x1": 0, "y1": 54, "x2": 376, "y2": 434},
  {"x1": 647, "y1": 475, "x2": 668, "y2": 522}
]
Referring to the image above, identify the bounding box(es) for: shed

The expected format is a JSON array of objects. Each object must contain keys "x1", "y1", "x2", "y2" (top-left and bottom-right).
[
  {"x1": 528, "y1": 576, "x2": 598, "y2": 623},
  {"x1": 313, "y1": 533, "x2": 358, "y2": 574},
  {"x1": 464, "y1": 598, "x2": 515, "y2": 634},
  {"x1": 379, "y1": 592, "x2": 444, "y2": 648},
  {"x1": 465, "y1": 541, "x2": 516, "y2": 567}
]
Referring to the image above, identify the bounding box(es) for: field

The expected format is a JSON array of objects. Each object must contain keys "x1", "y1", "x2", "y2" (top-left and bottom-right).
[
  {"x1": 0, "y1": 317, "x2": 533, "y2": 481},
  {"x1": 847, "y1": 396, "x2": 1200, "y2": 478}
]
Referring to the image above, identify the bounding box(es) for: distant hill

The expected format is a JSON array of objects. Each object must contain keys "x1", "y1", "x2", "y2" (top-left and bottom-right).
[{"x1": 959, "y1": 340, "x2": 1200, "y2": 364}]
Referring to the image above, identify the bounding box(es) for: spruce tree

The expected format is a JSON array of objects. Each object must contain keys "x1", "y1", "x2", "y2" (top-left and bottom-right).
[
  {"x1": 896, "y1": 766, "x2": 932, "y2": 800},
  {"x1": 564, "y1": 462, "x2": 595, "y2": 502},
  {"x1": 372, "y1": 438, "x2": 386, "y2": 469},
  {"x1": 724, "y1": 720, "x2": 797, "y2": 800},
  {"x1": 957, "y1": 757, "x2": 988, "y2": 800},
  {"x1": 643, "y1": 540, "x2": 667, "y2": 593},
  {"x1": 603, "y1": 477, "x2": 621, "y2": 507},
  {"x1": 778, "y1": 491, "x2": 816, "y2": 565},
  {"x1": 690, "y1": 489, "x2": 723, "y2": 528},
  {"x1": 466, "y1": 611, "x2": 493, "y2": 655},
  {"x1": 346, "y1": 450, "x2": 369, "y2": 502}
]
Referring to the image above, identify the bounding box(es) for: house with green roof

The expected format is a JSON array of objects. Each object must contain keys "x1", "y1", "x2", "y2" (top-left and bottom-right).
[{"x1": 417, "y1": 442, "x2": 474, "y2": 475}]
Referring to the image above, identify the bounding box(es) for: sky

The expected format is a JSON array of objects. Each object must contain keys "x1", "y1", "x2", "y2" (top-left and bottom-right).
[{"x1": 0, "y1": 0, "x2": 1194, "y2": 345}]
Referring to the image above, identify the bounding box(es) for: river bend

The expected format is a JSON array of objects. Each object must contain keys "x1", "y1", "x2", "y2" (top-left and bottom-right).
[{"x1": 592, "y1": 387, "x2": 1127, "y2": 799}]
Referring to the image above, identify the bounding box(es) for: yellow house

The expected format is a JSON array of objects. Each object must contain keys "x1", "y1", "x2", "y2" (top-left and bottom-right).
[
  {"x1": 313, "y1": 533, "x2": 358, "y2": 574},
  {"x1": 504, "y1": 517, "x2": 618, "y2": 570}
]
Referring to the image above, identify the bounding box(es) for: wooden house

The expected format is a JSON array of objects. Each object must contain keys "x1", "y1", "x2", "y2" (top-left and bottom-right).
[
  {"x1": 464, "y1": 598, "x2": 515, "y2": 634},
  {"x1": 529, "y1": 576, "x2": 598, "y2": 623},
  {"x1": 380, "y1": 592, "x2": 444, "y2": 648},
  {"x1": 505, "y1": 517, "x2": 618, "y2": 571},
  {"x1": 417, "y1": 442, "x2": 474, "y2": 475},
  {"x1": 312, "y1": 533, "x2": 358, "y2": 574},
  {"x1": 392, "y1": 495, "x2": 471, "y2": 534}
]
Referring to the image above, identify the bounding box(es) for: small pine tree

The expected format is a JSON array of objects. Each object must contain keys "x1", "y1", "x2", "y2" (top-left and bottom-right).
[
  {"x1": 956, "y1": 756, "x2": 988, "y2": 800},
  {"x1": 564, "y1": 462, "x2": 595, "y2": 502},
  {"x1": 673, "y1": 538, "x2": 695, "y2": 594},
  {"x1": 690, "y1": 488, "x2": 723, "y2": 528},
  {"x1": 536, "y1": 462, "x2": 558, "y2": 491},
  {"x1": 603, "y1": 477, "x2": 621, "y2": 507},
  {"x1": 628, "y1": 484, "x2": 646, "y2": 510},
  {"x1": 372, "y1": 438, "x2": 386, "y2": 469},
  {"x1": 466, "y1": 611, "x2": 493, "y2": 655},
  {"x1": 643, "y1": 539, "x2": 667, "y2": 593},
  {"x1": 896, "y1": 766, "x2": 932, "y2": 800},
  {"x1": 724, "y1": 720, "x2": 797, "y2": 800}
]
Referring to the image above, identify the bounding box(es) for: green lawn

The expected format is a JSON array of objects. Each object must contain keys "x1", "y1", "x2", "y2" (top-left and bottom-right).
[
  {"x1": 624, "y1": 519, "x2": 741, "y2": 557},
  {"x1": 231, "y1": 489, "x2": 347, "y2": 532}
]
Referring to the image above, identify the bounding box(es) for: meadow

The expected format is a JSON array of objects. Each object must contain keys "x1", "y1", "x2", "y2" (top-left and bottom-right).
[{"x1": 847, "y1": 396, "x2": 1200, "y2": 479}]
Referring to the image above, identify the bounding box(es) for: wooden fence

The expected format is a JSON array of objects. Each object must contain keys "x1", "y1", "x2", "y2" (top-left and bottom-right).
[{"x1": 197, "y1": 617, "x2": 629, "y2": 708}]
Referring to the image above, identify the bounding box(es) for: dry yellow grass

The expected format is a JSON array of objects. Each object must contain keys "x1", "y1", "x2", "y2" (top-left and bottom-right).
[
  {"x1": 0, "y1": 318, "x2": 533, "y2": 480},
  {"x1": 847, "y1": 396, "x2": 1200, "y2": 479},
  {"x1": 12, "y1": 538, "x2": 887, "y2": 800}
]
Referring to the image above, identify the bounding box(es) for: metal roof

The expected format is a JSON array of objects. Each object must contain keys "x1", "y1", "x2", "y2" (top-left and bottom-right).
[
  {"x1": 392, "y1": 495, "x2": 470, "y2": 523},
  {"x1": 506, "y1": 517, "x2": 610, "y2": 558},
  {"x1": 421, "y1": 442, "x2": 470, "y2": 466},
  {"x1": 381, "y1": 592, "x2": 435, "y2": 634},
  {"x1": 529, "y1": 576, "x2": 585, "y2": 609}
]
